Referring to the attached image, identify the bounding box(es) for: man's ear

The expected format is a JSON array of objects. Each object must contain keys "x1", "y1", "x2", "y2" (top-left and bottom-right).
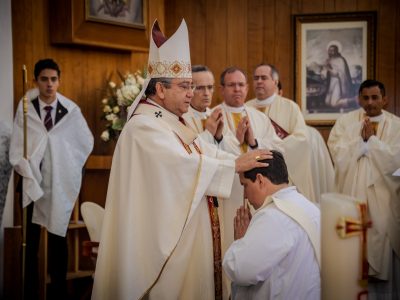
[
  {"x1": 256, "y1": 173, "x2": 266, "y2": 187},
  {"x1": 382, "y1": 96, "x2": 388, "y2": 108},
  {"x1": 155, "y1": 82, "x2": 166, "y2": 100}
]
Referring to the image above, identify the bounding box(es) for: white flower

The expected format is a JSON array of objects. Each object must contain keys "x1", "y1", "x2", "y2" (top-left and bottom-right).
[
  {"x1": 103, "y1": 105, "x2": 112, "y2": 113},
  {"x1": 102, "y1": 98, "x2": 108, "y2": 104},
  {"x1": 113, "y1": 106, "x2": 120, "y2": 113},
  {"x1": 106, "y1": 113, "x2": 117, "y2": 121},
  {"x1": 125, "y1": 74, "x2": 137, "y2": 85},
  {"x1": 100, "y1": 130, "x2": 109, "y2": 141},
  {"x1": 136, "y1": 75, "x2": 145, "y2": 85},
  {"x1": 109, "y1": 81, "x2": 116, "y2": 88}
]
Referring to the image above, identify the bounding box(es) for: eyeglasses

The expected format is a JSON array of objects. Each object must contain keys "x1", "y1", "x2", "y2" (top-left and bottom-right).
[
  {"x1": 163, "y1": 81, "x2": 196, "y2": 93},
  {"x1": 224, "y1": 82, "x2": 247, "y2": 88},
  {"x1": 253, "y1": 75, "x2": 268, "y2": 81},
  {"x1": 195, "y1": 85, "x2": 214, "y2": 92}
]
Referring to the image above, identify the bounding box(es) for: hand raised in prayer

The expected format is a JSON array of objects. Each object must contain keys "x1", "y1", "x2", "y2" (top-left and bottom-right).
[
  {"x1": 235, "y1": 149, "x2": 272, "y2": 173},
  {"x1": 236, "y1": 116, "x2": 249, "y2": 145},
  {"x1": 205, "y1": 107, "x2": 224, "y2": 140},
  {"x1": 244, "y1": 120, "x2": 257, "y2": 148},
  {"x1": 234, "y1": 204, "x2": 252, "y2": 240},
  {"x1": 361, "y1": 117, "x2": 375, "y2": 142}
]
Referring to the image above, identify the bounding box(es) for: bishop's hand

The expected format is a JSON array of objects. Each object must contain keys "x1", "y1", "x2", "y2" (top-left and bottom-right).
[{"x1": 235, "y1": 149, "x2": 272, "y2": 173}]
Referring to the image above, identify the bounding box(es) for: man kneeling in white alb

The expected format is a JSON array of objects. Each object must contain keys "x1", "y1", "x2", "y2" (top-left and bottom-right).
[{"x1": 222, "y1": 150, "x2": 321, "y2": 300}]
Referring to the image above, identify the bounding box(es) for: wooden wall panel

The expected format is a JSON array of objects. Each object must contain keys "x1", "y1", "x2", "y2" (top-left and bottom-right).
[
  {"x1": 12, "y1": 0, "x2": 164, "y2": 155},
  {"x1": 205, "y1": 0, "x2": 228, "y2": 104},
  {"x1": 165, "y1": 0, "x2": 400, "y2": 140},
  {"x1": 377, "y1": 0, "x2": 396, "y2": 113}
]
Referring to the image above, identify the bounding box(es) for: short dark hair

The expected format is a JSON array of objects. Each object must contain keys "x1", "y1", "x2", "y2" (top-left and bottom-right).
[
  {"x1": 145, "y1": 77, "x2": 172, "y2": 97},
  {"x1": 34, "y1": 58, "x2": 61, "y2": 79},
  {"x1": 220, "y1": 66, "x2": 247, "y2": 86},
  {"x1": 254, "y1": 63, "x2": 279, "y2": 81},
  {"x1": 192, "y1": 65, "x2": 211, "y2": 73},
  {"x1": 359, "y1": 79, "x2": 386, "y2": 97},
  {"x1": 243, "y1": 150, "x2": 289, "y2": 184}
]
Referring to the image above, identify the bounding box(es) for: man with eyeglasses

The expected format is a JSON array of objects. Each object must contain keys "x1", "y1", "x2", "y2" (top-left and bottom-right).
[
  {"x1": 182, "y1": 65, "x2": 224, "y2": 144},
  {"x1": 92, "y1": 21, "x2": 272, "y2": 300},
  {"x1": 246, "y1": 63, "x2": 319, "y2": 203}
]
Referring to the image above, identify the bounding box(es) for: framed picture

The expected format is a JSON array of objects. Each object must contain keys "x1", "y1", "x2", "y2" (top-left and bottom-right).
[
  {"x1": 50, "y1": 0, "x2": 149, "y2": 52},
  {"x1": 86, "y1": 0, "x2": 145, "y2": 29},
  {"x1": 294, "y1": 12, "x2": 376, "y2": 125}
]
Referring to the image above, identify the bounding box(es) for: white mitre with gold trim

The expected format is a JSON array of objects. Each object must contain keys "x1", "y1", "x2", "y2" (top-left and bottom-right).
[{"x1": 127, "y1": 19, "x2": 191, "y2": 119}]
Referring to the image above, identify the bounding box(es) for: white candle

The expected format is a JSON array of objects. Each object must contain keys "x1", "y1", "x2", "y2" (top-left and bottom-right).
[{"x1": 321, "y1": 193, "x2": 369, "y2": 300}]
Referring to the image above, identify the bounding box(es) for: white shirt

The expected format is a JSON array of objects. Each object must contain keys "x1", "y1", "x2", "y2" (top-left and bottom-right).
[
  {"x1": 223, "y1": 186, "x2": 321, "y2": 300},
  {"x1": 38, "y1": 97, "x2": 57, "y2": 123}
]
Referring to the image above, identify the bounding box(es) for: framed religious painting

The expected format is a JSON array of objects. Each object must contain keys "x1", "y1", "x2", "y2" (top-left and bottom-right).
[
  {"x1": 86, "y1": 0, "x2": 145, "y2": 29},
  {"x1": 49, "y1": 0, "x2": 149, "y2": 51},
  {"x1": 294, "y1": 12, "x2": 376, "y2": 125}
]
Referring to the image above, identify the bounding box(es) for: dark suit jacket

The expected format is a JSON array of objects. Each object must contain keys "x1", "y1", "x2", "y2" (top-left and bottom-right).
[{"x1": 31, "y1": 97, "x2": 68, "y2": 125}]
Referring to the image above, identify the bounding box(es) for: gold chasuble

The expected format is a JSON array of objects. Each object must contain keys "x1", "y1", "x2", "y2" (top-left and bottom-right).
[{"x1": 231, "y1": 112, "x2": 248, "y2": 153}]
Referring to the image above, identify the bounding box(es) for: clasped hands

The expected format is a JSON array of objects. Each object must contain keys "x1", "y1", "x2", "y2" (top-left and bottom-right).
[
  {"x1": 234, "y1": 204, "x2": 252, "y2": 240},
  {"x1": 361, "y1": 117, "x2": 375, "y2": 142},
  {"x1": 205, "y1": 107, "x2": 224, "y2": 141},
  {"x1": 236, "y1": 116, "x2": 257, "y2": 148}
]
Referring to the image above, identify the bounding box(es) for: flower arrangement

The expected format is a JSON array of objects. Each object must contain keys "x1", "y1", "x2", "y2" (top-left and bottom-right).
[{"x1": 100, "y1": 71, "x2": 145, "y2": 142}]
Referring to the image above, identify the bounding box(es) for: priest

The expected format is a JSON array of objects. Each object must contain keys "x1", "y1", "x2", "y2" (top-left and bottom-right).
[
  {"x1": 92, "y1": 20, "x2": 271, "y2": 300},
  {"x1": 182, "y1": 64, "x2": 224, "y2": 145},
  {"x1": 328, "y1": 79, "x2": 400, "y2": 298},
  {"x1": 246, "y1": 63, "x2": 319, "y2": 202}
]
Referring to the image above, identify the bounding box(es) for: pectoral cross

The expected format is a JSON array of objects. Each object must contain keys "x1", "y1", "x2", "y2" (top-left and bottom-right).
[{"x1": 336, "y1": 203, "x2": 372, "y2": 287}]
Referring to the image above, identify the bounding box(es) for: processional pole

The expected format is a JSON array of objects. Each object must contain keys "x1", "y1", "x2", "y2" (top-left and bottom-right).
[{"x1": 21, "y1": 65, "x2": 28, "y2": 299}]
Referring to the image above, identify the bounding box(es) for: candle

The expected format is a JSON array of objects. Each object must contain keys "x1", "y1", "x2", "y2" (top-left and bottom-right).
[{"x1": 321, "y1": 193, "x2": 369, "y2": 300}]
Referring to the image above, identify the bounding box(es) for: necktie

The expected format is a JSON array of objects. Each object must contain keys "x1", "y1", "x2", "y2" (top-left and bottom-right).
[
  {"x1": 231, "y1": 112, "x2": 248, "y2": 153},
  {"x1": 44, "y1": 106, "x2": 53, "y2": 131}
]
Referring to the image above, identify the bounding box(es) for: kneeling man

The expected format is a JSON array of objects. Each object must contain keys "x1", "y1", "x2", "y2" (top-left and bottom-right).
[{"x1": 222, "y1": 150, "x2": 321, "y2": 300}]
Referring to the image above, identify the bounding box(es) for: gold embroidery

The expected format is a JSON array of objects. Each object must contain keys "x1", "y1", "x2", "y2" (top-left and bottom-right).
[
  {"x1": 231, "y1": 112, "x2": 248, "y2": 153},
  {"x1": 148, "y1": 60, "x2": 191, "y2": 78}
]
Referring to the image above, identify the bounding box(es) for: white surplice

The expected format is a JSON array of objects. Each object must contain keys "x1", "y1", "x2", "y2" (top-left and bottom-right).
[
  {"x1": 306, "y1": 126, "x2": 335, "y2": 202},
  {"x1": 223, "y1": 186, "x2": 321, "y2": 300},
  {"x1": 328, "y1": 108, "x2": 400, "y2": 282},
  {"x1": 92, "y1": 99, "x2": 237, "y2": 300},
  {"x1": 9, "y1": 89, "x2": 93, "y2": 236},
  {"x1": 247, "y1": 95, "x2": 323, "y2": 202},
  {"x1": 182, "y1": 105, "x2": 217, "y2": 144}
]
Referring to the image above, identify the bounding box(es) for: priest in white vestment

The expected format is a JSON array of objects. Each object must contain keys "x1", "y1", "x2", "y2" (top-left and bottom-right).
[
  {"x1": 328, "y1": 79, "x2": 400, "y2": 298},
  {"x1": 182, "y1": 64, "x2": 224, "y2": 145},
  {"x1": 247, "y1": 63, "x2": 335, "y2": 203},
  {"x1": 212, "y1": 67, "x2": 283, "y2": 248},
  {"x1": 92, "y1": 20, "x2": 272, "y2": 300},
  {"x1": 223, "y1": 150, "x2": 321, "y2": 300},
  {"x1": 9, "y1": 58, "x2": 93, "y2": 299}
]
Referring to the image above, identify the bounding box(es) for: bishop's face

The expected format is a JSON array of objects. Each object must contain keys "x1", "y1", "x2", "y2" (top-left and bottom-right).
[
  {"x1": 358, "y1": 85, "x2": 387, "y2": 117},
  {"x1": 160, "y1": 78, "x2": 194, "y2": 117}
]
